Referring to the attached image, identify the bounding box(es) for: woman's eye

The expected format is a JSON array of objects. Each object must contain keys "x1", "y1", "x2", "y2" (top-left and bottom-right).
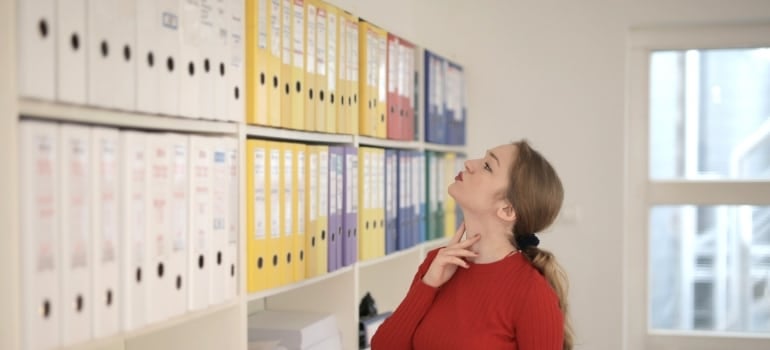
[{"x1": 484, "y1": 162, "x2": 492, "y2": 172}]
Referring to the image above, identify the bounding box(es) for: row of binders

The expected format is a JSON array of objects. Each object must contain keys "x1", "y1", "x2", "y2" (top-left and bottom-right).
[
  {"x1": 17, "y1": 0, "x2": 466, "y2": 144},
  {"x1": 246, "y1": 139, "x2": 466, "y2": 293},
  {"x1": 246, "y1": 0, "x2": 421, "y2": 141},
  {"x1": 18, "y1": 0, "x2": 245, "y2": 121},
  {"x1": 424, "y1": 51, "x2": 467, "y2": 145},
  {"x1": 19, "y1": 120, "x2": 239, "y2": 350}
]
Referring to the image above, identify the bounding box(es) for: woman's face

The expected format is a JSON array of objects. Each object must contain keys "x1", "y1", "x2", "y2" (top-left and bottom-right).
[{"x1": 449, "y1": 144, "x2": 516, "y2": 215}]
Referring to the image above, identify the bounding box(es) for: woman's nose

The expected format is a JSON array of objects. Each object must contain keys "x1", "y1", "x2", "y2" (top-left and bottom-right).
[{"x1": 464, "y1": 159, "x2": 473, "y2": 173}]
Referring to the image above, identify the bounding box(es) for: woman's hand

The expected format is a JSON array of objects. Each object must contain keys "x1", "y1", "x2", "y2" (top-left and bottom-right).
[{"x1": 421, "y1": 222, "x2": 480, "y2": 288}]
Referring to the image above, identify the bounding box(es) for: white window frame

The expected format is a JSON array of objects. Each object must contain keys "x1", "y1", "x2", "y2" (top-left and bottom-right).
[{"x1": 624, "y1": 23, "x2": 770, "y2": 350}]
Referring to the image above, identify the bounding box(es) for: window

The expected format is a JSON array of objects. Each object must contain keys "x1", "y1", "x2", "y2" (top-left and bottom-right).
[{"x1": 627, "y1": 24, "x2": 770, "y2": 350}]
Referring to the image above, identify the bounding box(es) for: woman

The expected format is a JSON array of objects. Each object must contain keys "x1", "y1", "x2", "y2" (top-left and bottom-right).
[{"x1": 371, "y1": 140, "x2": 574, "y2": 350}]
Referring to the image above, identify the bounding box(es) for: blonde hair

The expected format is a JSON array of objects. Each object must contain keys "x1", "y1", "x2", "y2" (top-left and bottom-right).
[{"x1": 505, "y1": 140, "x2": 574, "y2": 350}]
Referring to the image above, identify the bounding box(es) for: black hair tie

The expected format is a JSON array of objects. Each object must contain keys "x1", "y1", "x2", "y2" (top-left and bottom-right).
[{"x1": 516, "y1": 234, "x2": 540, "y2": 250}]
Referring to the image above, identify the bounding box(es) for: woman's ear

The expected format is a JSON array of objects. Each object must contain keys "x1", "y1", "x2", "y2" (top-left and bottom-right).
[{"x1": 497, "y1": 204, "x2": 516, "y2": 222}]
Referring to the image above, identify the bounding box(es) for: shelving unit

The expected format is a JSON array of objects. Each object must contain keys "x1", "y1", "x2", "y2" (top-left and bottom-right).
[{"x1": 2, "y1": 2, "x2": 466, "y2": 350}]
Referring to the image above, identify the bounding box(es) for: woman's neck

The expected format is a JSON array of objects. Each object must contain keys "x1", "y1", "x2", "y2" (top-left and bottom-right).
[{"x1": 461, "y1": 212, "x2": 517, "y2": 264}]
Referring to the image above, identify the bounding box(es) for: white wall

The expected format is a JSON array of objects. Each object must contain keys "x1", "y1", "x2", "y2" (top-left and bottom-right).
[{"x1": 327, "y1": 1, "x2": 770, "y2": 349}]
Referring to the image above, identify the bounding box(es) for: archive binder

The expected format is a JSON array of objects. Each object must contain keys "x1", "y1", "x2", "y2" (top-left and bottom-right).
[
  {"x1": 56, "y1": 0, "x2": 86, "y2": 104},
  {"x1": 188, "y1": 136, "x2": 212, "y2": 310},
  {"x1": 20, "y1": 121, "x2": 60, "y2": 349},
  {"x1": 18, "y1": 0, "x2": 56, "y2": 100}
]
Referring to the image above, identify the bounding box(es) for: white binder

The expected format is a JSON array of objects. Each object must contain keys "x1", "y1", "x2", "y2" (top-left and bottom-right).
[
  {"x1": 59, "y1": 124, "x2": 93, "y2": 346},
  {"x1": 168, "y1": 134, "x2": 190, "y2": 317},
  {"x1": 90, "y1": 127, "x2": 121, "y2": 338},
  {"x1": 157, "y1": 0, "x2": 182, "y2": 116},
  {"x1": 56, "y1": 0, "x2": 87, "y2": 104},
  {"x1": 18, "y1": 0, "x2": 56, "y2": 100},
  {"x1": 188, "y1": 135, "x2": 212, "y2": 310},
  {"x1": 135, "y1": 0, "x2": 160, "y2": 114},
  {"x1": 211, "y1": 0, "x2": 229, "y2": 120},
  {"x1": 146, "y1": 133, "x2": 171, "y2": 323},
  {"x1": 20, "y1": 121, "x2": 60, "y2": 350},
  {"x1": 210, "y1": 139, "x2": 228, "y2": 304},
  {"x1": 87, "y1": 0, "x2": 136, "y2": 110},
  {"x1": 197, "y1": 0, "x2": 217, "y2": 120},
  {"x1": 120, "y1": 130, "x2": 148, "y2": 332},
  {"x1": 227, "y1": 0, "x2": 245, "y2": 122},
  {"x1": 224, "y1": 137, "x2": 239, "y2": 300},
  {"x1": 179, "y1": 0, "x2": 202, "y2": 118}
]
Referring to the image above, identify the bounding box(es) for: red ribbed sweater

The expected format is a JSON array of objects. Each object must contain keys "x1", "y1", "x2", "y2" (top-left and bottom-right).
[{"x1": 371, "y1": 248, "x2": 564, "y2": 350}]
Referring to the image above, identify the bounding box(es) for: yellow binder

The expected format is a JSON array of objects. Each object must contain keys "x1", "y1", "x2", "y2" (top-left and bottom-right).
[
  {"x1": 304, "y1": 146, "x2": 319, "y2": 277},
  {"x1": 323, "y1": 2, "x2": 337, "y2": 134},
  {"x1": 334, "y1": 7, "x2": 348, "y2": 134},
  {"x1": 444, "y1": 152, "x2": 457, "y2": 238},
  {"x1": 265, "y1": 141, "x2": 283, "y2": 289},
  {"x1": 303, "y1": 0, "x2": 317, "y2": 132},
  {"x1": 246, "y1": 0, "x2": 268, "y2": 125},
  {"x1": 280, "y1": 0, "x2": 293, "y2": 129},
  {"x1": 267, "y1": 0, "x2": 283, "y2": 127},
  {"x1": 339, "y1": 11, "x2": 359, "y2": 135},
  {"x1": 246, "y1": 139, "x2": 269, "y2": 293},
  {"x1": 292, "y1": 143, "x2": 307, "y2": 282},
  {"x1": 357, "y1": 147, "x2": 370, "y2": 260},
  {"x1": 290, "y1": 0, "x2": 305, "y2": 130},
  {"x1": 358, "y1": 20, "x2": 375, "y2": 137},
  {"x1": 315, "y1": 145, "x2": 330, "y2": 275},
  {"x1": 373, "y1": 27, "x2": 388, "y2": 139},
  {"x1": 314, "y1": 1, "x2": 328, "y2": 133},
  {"x1": 280, "y1": 142, "x2": 295, "y2": 285}
]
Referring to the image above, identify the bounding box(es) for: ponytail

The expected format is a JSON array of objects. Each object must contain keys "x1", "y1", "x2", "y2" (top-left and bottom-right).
[{"x1": 522, "y1": 247, "x2": 574, "y2": 350}]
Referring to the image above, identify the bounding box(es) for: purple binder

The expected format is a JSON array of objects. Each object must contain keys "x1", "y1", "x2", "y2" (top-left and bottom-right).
[{"x1": 342, "y1": 146, "x2": 359, "y2": 266}]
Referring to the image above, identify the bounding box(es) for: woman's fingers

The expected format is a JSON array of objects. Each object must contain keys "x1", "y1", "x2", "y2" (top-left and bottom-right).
[{"x1": 440, "y1": 248, "x2": 478, "y2": 259}]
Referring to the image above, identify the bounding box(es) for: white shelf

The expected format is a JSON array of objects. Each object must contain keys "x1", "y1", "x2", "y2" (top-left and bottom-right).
[
  {"x1": 247, "y1": 265, "x2": 355, "y2": 302},
  {"x1": 356, "y1": 135, "x2": 421, "y2": 150},
  {"x1": 358, "y1": 246, "x2": 421, "y2": 269},
  {"x1": 19, "y1": 98, "x2": 239, "y2": 134},
  {"x1": 246, "y1": 125, "x2": 355, "y2": 144},
  {"x1": 62, "y1": 300, "x2": 240, "y2": 350},
  {"x1": 424, "y1": 142, "x2": 467, "y2": 153}
]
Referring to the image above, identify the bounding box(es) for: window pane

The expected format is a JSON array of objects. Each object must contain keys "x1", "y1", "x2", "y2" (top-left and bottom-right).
[
  {"x1": 649, "y1": 48, "x2": 770, "y2": 180},
  {"x1": 650, "y1": 205, "x2": 770, "y2": 333}
]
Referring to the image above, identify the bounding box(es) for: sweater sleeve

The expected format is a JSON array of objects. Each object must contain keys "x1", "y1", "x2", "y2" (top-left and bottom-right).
[
  {"x1": 515, "y1": 276, "x2": 565, "y2": 350},
  {"x1": 370, "y1": 249, "x2": 441, "y2": 350}
]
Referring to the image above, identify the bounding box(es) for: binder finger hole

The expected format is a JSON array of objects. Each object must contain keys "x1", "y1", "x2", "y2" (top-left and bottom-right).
[
  {"x1": 167, "y1": 57, "x2": 175, "y2": 72},
  {"x1": 198, "y1": 255, "x2": 204, "y2": 269},
  {"x1": 38, "y1": 19, "x2": 49, "y2": 38},
  {"x1": 309, "y1": 88, "x2": 314, "y2": 100},
  {"x1": 136, "y1": 267, "x2": 142, "y2": 283},
  {"x1": 273, "y1": 75, "x2": 279, "y2": 88},
  {"x1": 70, "y1": 33, "x2": 80, "y2": 51},
  {"x1": 285, "y1": 83, "x2": 290, "y2": 95},
  {"x1": 380, "y1": 114, "x2": 385, "y2": 122},
  {"x1": 300, "y1": 250, "x2": 304, "y2": 261},
  {"x1": 106, "y1": 289, "x2": 113, "y2": 307},
  {"x1": 354, "y1": 94, "x2": 358, "y2": 104},
  {"x1": 42, "y1": 299, "x2": 51, "y2": 318},
  {"x1": 75, "y1": 294, "x2": 84, "y2": 313},
  {"x1": 319, "y1": 90, "x2": 325, "y2": 102},
  {"x1": 230, "y1": 264, "x2": 235, "y2": 276},
  {"x1": 217, "y1": 251, "x2": 223, "y2": 265},
  {"x1": 176, "y1": 275, "x2": 182, "y2": 290},
  {"x1": 123, "y1": 44, "x2": 131, "y2": 61},
  {"x1": 272, "y1": 254, "x2": 278, "y2": 267},
  {"x1": 157, "y1": 263, "x2": 165, "y2": 278},
  {"x1": 257, "y1": 256, "x2": 264, "y2": 269},
  {"x1": 204, "y1": 58, "x2": 211, "y2": 73},
  {"x1": 311, "y1": 236, "x2": 316, "y2": 247},
  {"x1": 347, "y1": 96, "x2": 351, "y2": 105},
  {"x1": 235, "y1": 86, "x2": 240, "y2": 100},
  {"x1": 100, "y1": 40, "x2": 109, "y2": 58},
  {"x1": 330, "y1": 93, "x2": 335, "y2": 104},
  {"x1": 260, "y1": 72, "x2": 266, "y2": 85},
  {"x1": 321, "y1": 230, "x2": 326, "y2": 240},
  {"x1": 391, "y1": 106, "x2": 394, "y2": 114},
  {"x1": 219, "y1": 62, "x2": 225, "y2": 76},
  {"x1": 188, "y1": 61, "x2": 195, "y2": 76},
  {"x1": 295, "y1": 81, "x2": 301, "y2": 93},
  {"x1": 286, "y1": 252, "x2": 291, "y2": 264},
  {"x1": 147, "y1": 52, "x2": 154, "y2": 68}
]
